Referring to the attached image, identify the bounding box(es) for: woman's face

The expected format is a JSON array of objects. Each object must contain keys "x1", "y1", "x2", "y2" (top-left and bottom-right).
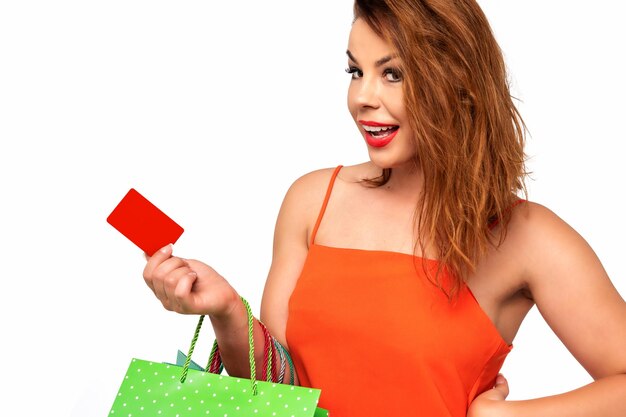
[{"x1": 347, "y1": 18, "x2": 415, "y2": 169}]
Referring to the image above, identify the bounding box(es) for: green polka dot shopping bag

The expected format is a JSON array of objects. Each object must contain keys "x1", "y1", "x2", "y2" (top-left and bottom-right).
[{"x1": 109, "y1": 299, "x2": 328, "y2": 417}]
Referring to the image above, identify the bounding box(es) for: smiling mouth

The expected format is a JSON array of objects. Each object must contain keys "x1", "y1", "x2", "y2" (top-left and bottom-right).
[{"x1": 362, "y1": 125, "x2": 399, "y2": 138}]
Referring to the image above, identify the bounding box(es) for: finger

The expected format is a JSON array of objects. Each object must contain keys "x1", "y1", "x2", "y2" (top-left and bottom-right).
[
  {"x1": 163, "y1": 266, "x2": 194, "y2": 298},
  {"x1": 152, "y1": 272, "x2": 172, "y2": 310},
  {"x1": 186, "y1": 259, "x2": 217, "y2": 277},
  {"x1": 151, "y1": 261, "x2": 187, "y2": 306},
  {"x1": 151, "y1": 261, "x2": 190, "y2": 310},
  {"x1": 144, "y1": 251, "x2": 187, "y2": 290},
  {"x1": 153, "y1": 256, "x2": 189, "y2": 278},
  {"x1": 173, "y1": 272, "x2": 199, "y2": 313},
  {"x1": 143, "y1": 244, "x2": 174, "y2": 284},
  {"x1": 493, "y1": 374, "x2": 509, "y2": 399}
]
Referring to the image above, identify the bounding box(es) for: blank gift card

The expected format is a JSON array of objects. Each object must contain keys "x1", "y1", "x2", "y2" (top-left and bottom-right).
[{"x1": 107, "y1": 188, "x2": 184, "y2": 256}]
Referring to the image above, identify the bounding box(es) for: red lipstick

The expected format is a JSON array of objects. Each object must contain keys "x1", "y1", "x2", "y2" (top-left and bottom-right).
[
  {"x1": 358, "y1": 120, "x2": 399, "y2": 148},
  {"x1": 358, "y1": 120, "x2": 397, "y2": 127}
]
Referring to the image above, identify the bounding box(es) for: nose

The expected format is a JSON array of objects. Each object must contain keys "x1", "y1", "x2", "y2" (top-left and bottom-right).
[{"x1": 354, "y1": 76, "x2": 380, "y2": 109}]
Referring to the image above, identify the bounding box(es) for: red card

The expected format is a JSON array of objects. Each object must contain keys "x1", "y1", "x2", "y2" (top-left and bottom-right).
[{"x1": 107, "y1": 188, "x2": 184, "y2": 256}]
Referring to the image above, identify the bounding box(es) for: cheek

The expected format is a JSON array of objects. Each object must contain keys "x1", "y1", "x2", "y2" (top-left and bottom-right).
[
  {"x1": 388, "y1": 90, "x2": 407, "y2": 122},
  {"x1": 346, "y1": 85, "x2": 358, "y2": 119}
]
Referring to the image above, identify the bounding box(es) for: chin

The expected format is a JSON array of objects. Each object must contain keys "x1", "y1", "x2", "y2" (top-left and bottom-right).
[{"x1": 367, "y1": 150, "x2": 414, "y2": 170}]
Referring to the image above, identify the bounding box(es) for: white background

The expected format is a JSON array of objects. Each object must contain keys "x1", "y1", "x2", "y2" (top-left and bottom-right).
[{"x1": 1, "y1": 1, "x2": 625, "y2": 416}]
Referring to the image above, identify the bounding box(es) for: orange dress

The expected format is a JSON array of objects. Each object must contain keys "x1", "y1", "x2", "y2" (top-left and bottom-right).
[{"x1": 286, "y1": 166, "x2": 512, "y2": 417}]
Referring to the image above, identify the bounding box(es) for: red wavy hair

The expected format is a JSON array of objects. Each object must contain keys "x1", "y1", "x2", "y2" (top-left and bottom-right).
[{"x1": 354, "y1": 0, "x2": 528, "y2": 296}]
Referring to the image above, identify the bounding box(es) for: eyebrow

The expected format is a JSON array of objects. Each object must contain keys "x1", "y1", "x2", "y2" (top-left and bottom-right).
[{"x1": 346, "y1": 50, "x2": 398, "y2": 67}]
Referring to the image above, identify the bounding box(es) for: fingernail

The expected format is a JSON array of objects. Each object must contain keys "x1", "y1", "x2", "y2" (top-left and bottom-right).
[
  {"x1": 161, "y1": 243, "x2": 173, "y2": 254},
  {"x1": 495, "y1": 374, "x2": 505, "y2": 384}
]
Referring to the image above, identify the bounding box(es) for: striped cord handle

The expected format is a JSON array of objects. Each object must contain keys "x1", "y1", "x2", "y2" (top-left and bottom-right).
[{"x1": 180, "y1": 297, "x2": 259, "y2": 395}]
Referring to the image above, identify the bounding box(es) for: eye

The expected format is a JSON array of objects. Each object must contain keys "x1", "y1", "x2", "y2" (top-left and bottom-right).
[
  {"x1": 345, "y1": 66, "x2": 363, "y2": 80},
  {"x1": 383, "y1": 68, "x2": 403, "y2": 82}
]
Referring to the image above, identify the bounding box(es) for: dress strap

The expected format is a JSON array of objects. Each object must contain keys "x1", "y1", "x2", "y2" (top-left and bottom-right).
[
  {"x1": 487, "y1": 198, "x2": 526, "y2": 229},
  {"x1": 310, "y1": 165, "x2": 343, "y2": 246}
]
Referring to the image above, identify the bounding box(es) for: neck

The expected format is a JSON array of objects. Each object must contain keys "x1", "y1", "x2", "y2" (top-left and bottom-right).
[{"x1": 378, "y1": 162, "x2": 423, "y2": 196}]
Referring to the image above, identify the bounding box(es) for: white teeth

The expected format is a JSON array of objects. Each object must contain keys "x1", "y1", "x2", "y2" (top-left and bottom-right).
[{"x1": 362, "y1": 125, "x2": 397, "y2": 132}]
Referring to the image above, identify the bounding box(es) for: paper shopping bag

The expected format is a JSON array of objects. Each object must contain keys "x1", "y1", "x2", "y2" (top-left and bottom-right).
[
  {"x1": 109, "y1": 358, "x2": 324, "y2": 416},
  {"x1": 109, "y1": 298, "x2": 328, "y2": 417}
]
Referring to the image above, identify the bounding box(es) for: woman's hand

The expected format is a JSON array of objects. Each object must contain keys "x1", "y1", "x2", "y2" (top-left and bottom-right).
[
  {"x1": 467, "y1": 374, "x2": 510, "y2": 417},
  {"x1": 143, "y1": 244, "x2": 240, "y2": 317}
]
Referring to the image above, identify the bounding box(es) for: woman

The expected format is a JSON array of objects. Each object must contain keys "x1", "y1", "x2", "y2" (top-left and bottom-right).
[{"x1": 143, "y1": 0, "x2": 626, "y2": 415}]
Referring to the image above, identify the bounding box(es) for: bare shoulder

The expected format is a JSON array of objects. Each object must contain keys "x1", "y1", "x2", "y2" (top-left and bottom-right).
[
  {"x1": 507, "y1": 200, "x2": 568, "y2": 233},
  {"x1": 280, "y1": 163, "x2": 371, "y2": 220},
  {"x1": 504, "y1": 200, "x2": 596, "y2": 281},
  {"x1": 503, "y1": 202, "x2": 626, "y2": 379},
  {"x1": 288, "y1": 162, "x2": 375, "y2": 187},
  {"x1": 484, "y1": 200, "x2": 600, "y2": 298},
  {"x1": 279, "y1": 166, "x2": 340, "y2": 224},
  {"x1": 286, "y1": 166, "x2": 338, "y2": 196}
]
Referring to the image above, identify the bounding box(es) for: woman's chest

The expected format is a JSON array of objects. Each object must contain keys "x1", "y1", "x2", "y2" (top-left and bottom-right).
[{"x1": 287, "y1": 245, "x2": 511, "y2": 370}]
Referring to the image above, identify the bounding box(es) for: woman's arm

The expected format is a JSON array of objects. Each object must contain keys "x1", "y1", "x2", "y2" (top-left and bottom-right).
[
  {"x1": 469, "y1": 203, "x2": 626, "y2": 417},
  {"x1": 143, "y1": 243, "x2": 266, "y2": 378},
  {"x1": 142, "y1": 168, "x2": 334, "y2": 384},
  {"x1": 259, "y1": 168, "x2": 338, "y2": 385}
]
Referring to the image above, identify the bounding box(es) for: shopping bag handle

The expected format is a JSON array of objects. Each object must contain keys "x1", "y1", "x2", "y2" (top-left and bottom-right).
[
  {"x1": 179, "y1": 297, "x2": 259, "y2": 395},
  {"x1": 206, "y1": 318, "x2": 276, "y2": 383}
]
